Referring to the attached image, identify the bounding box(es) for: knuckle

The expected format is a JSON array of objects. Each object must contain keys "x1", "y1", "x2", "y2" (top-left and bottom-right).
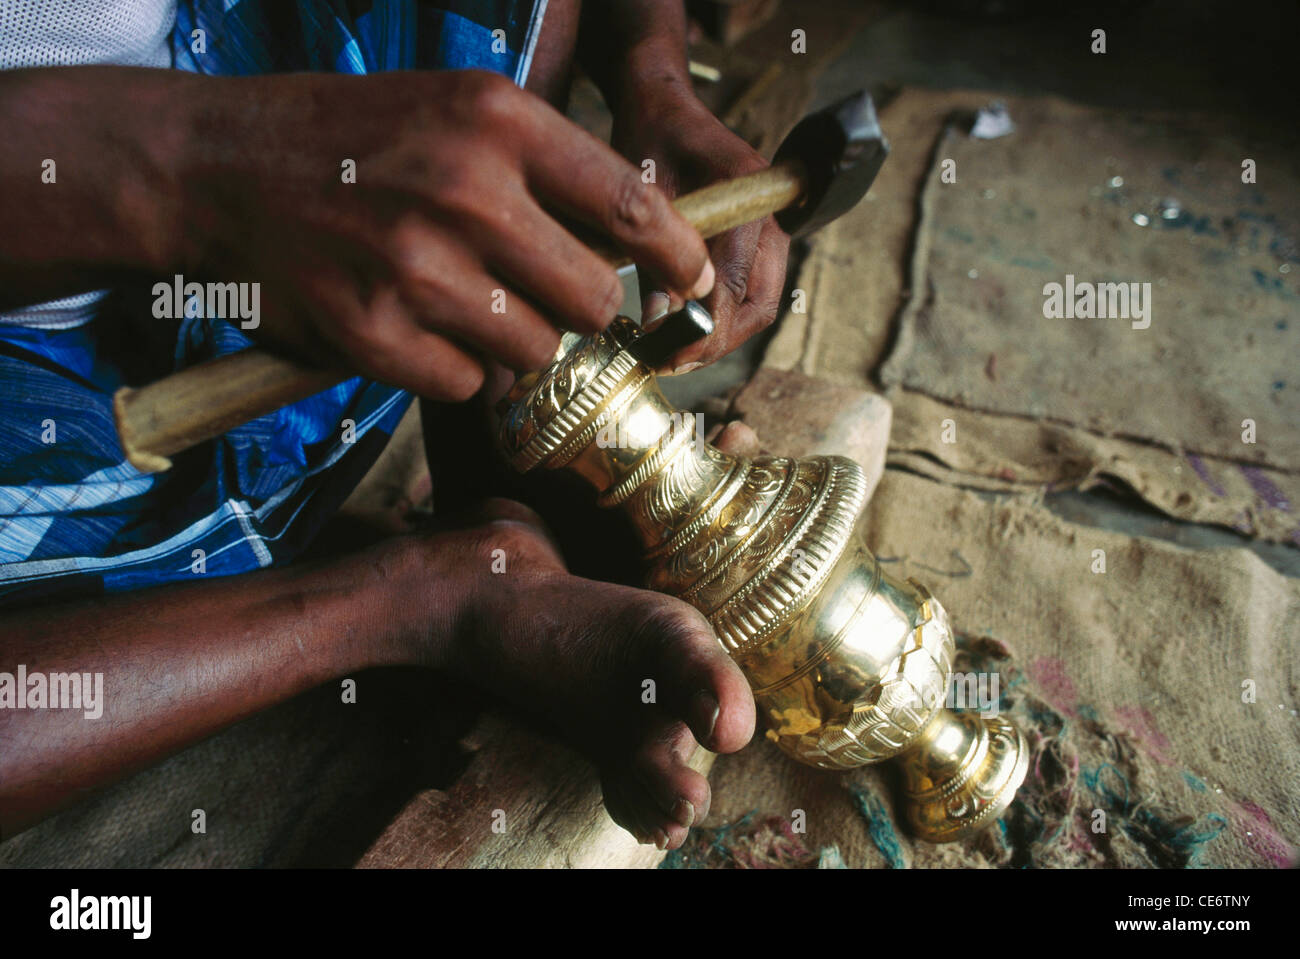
[
  {"x1": 609, "y1": 173, "x2": 661, "y2": 236},
  {"x1": 463, "y1": 70, "x2": 517, "y2": 122},
  {"x1": 430, "y1": 164, "x2": 520, "y2": 238},
  {"x1": 738, "y1": 301, "x2": 778, "y2": 337},
  {"x1": 726, "y1": 150, "x2": 769, "y2": 178},
  {"x1": 430, "y1": 167, "x2": 482, "y2": 221},
  {"x1": 664, "y1": 721, "x2": 699, "y2": 758},
  {"x1": 435, "y1": 360, "x2": 485, "y2": 402},
  {"x1": 336, "y1": 305, "x2": 388, "y2": 352},
  {"x1": 585, "y1": 271, "x2": 625, "y2": 329},
  {"x1": 624, "y1": 595, "x2": 712, "y2": 660},
  {"x1": 482, "y1": 517, "x2": 549, "y2": 564},
  {"x1": 389, "y1": 252, "x2": 453, "y2": 310},
  {"x1": 469, "y1": 186, "x2": 521, "y2": 239},
  {"x1": 521, "y1": 329, "x2": 561, "y2": 370},
  {"x1": 352, "y1": 335, "x2": 406, "y2": 384},
  {"x1": 720, "y1": 263, "x2": 751, "y2": 305},
  {"x1": 757, "y1": 285, "x2": 783, "y2": 326},
  {"x1": 386, "y1": 216, "x2": 431, "y2": 274}
]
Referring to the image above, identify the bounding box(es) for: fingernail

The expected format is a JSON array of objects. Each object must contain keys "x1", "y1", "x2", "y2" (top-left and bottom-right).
[
  {"x1": 671, "y1": 798, "x2": 696, "y2": 829},
  {"x1": 642, "y1": 292, "x2": 671, "y2": 330},
  {"x1": 669, "y1": 361, "x2": 704, "y2": 376},
  {"x1": 689, "y1": 260, "x2": 715, "y2": 300},
  {"x1": 690, "y1": 689, "x2": 720, "y2": 747},
  {"x1": 653, "y1": 829, "x2": 669, "y2": 850}
]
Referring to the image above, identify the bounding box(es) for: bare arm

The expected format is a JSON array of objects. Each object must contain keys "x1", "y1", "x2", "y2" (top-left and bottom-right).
[
  {"x1": 0, "y1": 67, "x2": 188, "y2": 310},
  {"x1": 577, "y1": 0, "x2": 692, "y2": 106},
  {"x1": 0, "y1": 537, "x2": 438, "y2": 838}
]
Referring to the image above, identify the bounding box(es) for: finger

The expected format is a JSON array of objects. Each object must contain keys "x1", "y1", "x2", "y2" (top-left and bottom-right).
[
  {"x1": 391, "y1": 223, "x2": 562, "y2": 371},
  {"x1": 294, "y1": 264, "x2": 486, "y2": 400},
  {"x1": 665, "y1": 217, "x2": 761, "y2": 369},
  {"x1": 603, "y1": 769, "x2": 666, "y2": 846},
  {"x1": 641, "y1": 288, "x2": 671, "y2": 329},
  {"x1": 450, "y1": 496, "x2": 554, "y2": 541},
  {"x1": 630, "y1": 721, "x2": 713, "y2": 834},
  {"x1": 458, "y1": 179, "x2": 627, "y2": 335},
  {"x1": 345, "y1": 285, "x2": 488, "y2": 400},
  {"x1": 630, "y1": 151, "x2": 684, "y2": 330},
  {"x1": 518, "y1": 111, "x2": 714, "y2": 301},
  {"x1": 651, "y1": 218, "x2": 757, "y2": 375},
  {"x1": 662, "y1": 217, "x2": 789, "y2": 373},
  {"x1": 636, "y1": 270, "x2": 684, "y2": 331},
  {"x1": 634, "y1": 600, "x2": 755, "y2": 754},
  {"x1": 479, "y1": 357, "x2": 518, "y2": 406}
]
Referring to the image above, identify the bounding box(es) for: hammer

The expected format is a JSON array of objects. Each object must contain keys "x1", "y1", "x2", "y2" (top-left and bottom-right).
[{"x1": 113, "y1": 91, "x2": 887, "y2": 473}]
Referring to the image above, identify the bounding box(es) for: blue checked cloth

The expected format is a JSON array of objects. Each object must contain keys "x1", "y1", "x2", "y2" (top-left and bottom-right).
[{"x1": 0, "y1": 0, "x2": 546, "y2": 606}]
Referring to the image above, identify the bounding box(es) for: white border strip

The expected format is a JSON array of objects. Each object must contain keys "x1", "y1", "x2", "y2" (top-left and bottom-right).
[{"x1": 513, "y1": 0, "x2": 549, "y2": 87}]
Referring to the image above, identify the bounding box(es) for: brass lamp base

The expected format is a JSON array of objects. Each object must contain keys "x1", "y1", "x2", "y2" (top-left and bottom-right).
[
  {"x1": 501, "y1": 318, "x2": 1028, "y2": 842},
  {"x1": 899, "y1": 710, "x2": 1030, "y2": 843}
]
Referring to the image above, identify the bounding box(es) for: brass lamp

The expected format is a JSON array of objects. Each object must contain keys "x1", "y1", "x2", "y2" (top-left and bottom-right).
[{"x1": 500, "y1": 309, "x2": 1028, "y2": 843}]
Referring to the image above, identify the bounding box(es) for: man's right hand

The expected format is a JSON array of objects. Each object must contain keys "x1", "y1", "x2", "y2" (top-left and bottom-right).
[
  {"x1": 0, "y1": 67, "x2": 713, "y2": 396},
  {"x1": 172, "y1": 69, "x2": 715, "y2": 399}
]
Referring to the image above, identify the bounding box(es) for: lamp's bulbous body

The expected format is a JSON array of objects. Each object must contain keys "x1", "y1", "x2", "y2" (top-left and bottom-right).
[{"x1": 502, "y1": 319, "x2": 1027, "y2": 841}]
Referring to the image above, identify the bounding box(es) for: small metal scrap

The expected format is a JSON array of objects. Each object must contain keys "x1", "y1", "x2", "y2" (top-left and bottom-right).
[
  {"x1": 970, "y1": 101, "x2": 1015, "y2": 139},
  {"x1": 688, "y1": 60, "x2": 721, "y2": 82}
]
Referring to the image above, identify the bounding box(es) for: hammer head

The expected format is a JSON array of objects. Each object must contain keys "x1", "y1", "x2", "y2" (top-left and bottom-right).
[{"x1": 772, "y1": 90, "x2": 888, "y2": 238}]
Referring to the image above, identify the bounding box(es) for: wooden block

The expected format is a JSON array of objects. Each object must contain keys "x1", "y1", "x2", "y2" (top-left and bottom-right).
[
  {"x1": 359, "y1": 712, "x2": 714, "y2": 868},
  {"x1": 730, "y1": 368, "x2": 892, "y2": 500}
]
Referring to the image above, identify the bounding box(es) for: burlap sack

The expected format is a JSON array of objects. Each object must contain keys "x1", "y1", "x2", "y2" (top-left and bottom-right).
[
  {"x1": 889, "y1": 391, "x2": 1300, "y2": 546},
  {"x1": 765, "y1": 88, "x2": 1300, "y2": 545},
  {"x1": 877, "y1": 95, "x2": 1298, "y2": 467}
]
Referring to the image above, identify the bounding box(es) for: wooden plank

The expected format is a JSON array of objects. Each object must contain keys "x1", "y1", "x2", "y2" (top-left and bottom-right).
[{"x1": 359, "y1": 713, "x2": 714, "y2": 868}]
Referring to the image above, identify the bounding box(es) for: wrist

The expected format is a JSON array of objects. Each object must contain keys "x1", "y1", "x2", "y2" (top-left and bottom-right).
[
  {"x1": 0, "y1": 67, "x2": 195, "y2": 298},
  {"x1": 352, "y1": 534, "x2": 468, "y2": 671},
  {"x1": 134, "y1": 71, "x2": 205, "y2": 274},
  {"x1": 614, "y1": 37, "x2": 694, "y2": 119},
  {"x1": 56, "y1": 68, "x2": 195, "y2": 274},
  {"x1": 611, "y1": 57, "x2": 706, "y2": 161}
]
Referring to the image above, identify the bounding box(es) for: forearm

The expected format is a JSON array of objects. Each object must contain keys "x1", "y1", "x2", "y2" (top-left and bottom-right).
[
  {"x1": 0, "y1": 66, "x2": 192, "y2": 310},
  {"x1": 0, "y1": 543, "x2": 429, "y2": 837},
  {"x1": 578, "y1": 0, "x2": 692, "y2": 112}
]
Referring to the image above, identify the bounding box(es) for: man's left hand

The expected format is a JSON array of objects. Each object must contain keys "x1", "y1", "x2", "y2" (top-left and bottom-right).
[{"x1": 614, "y1": 85, "x2": 791, "y2": 374}]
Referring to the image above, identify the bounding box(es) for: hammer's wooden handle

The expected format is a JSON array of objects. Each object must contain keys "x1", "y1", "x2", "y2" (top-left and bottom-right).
[{"x1": 114, "y1": 162, "x2": 806, "y2": 472}]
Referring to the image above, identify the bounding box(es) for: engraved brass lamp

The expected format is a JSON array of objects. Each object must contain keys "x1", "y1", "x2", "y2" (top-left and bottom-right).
[{"x1": 500, "y1": 313, "x2": 1028, "y2": 843}]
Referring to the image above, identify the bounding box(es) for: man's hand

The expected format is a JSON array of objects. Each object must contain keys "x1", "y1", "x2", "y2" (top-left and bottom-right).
[
  {"x1": 613, "y1": 87, "x2": 791, "y2": 374},
  {"x1": 175, "y1": 69, "x2": 715, "y2": 399},
  {"x1": 0, "y1": 67, "x2": 716, "y2": 399},
  {"x1": 579, "y1": 0, "x2": 792, "y2": 376}
]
